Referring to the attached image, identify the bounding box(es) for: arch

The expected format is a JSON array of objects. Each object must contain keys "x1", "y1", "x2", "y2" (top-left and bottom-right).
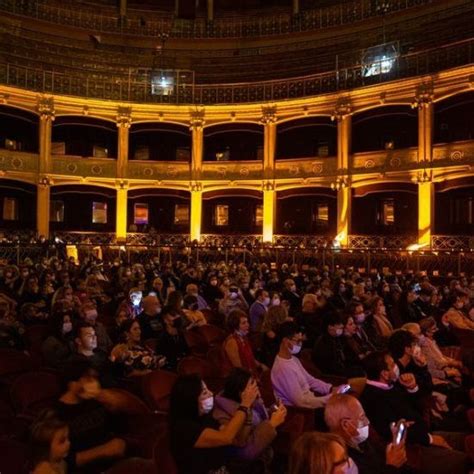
[
  {"x1": 53, "y1": 115, "x2": 117, "y2": 131},
  {"x1": 202, "y1": 188, "x2": 262, "y2": 199},
  {"x1": 128, "y1": 188, "x2": 190, "y2": 199},
  {"x1": 277, "y1": 186, "x2": 336, "y2": 199},
  {"x1": 277, "y1": 113, "x2": 333, "y2": 126},
  {"x1": 203, "y1": 120, "x2": 262, "y2": 130},
  {"x1": 204, "y1": 122, "x2": 263, "y2": 137},
  {"x1": 0, "y1": 104, "x2": 39, "y2": 121},
  {"x1": 352, "y1": 182, "x2": 417, "y2": 197},
  {"x1": 351, "y1": 101, "x2": 412, "y2": 117},
  {"x1": 433, "y1": 88, "x2": 474, "y2": 104},
  {"x1": 54, "y1": 113, "x2": 117, "y2": 125},
  {"x1": 352, "y1": 104, "x2": 416, "y2": 125}
]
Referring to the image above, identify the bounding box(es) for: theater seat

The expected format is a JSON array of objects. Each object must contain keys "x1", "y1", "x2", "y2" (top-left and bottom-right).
[
  {"x1": 141, "y1": 370, "x2": 178, "y2": 414},
  {"x1": 0, "y1": 349, "x2": 39, "y2": 385},
  {"x1": 9, "y1": 370, "x2": 62, "y2": 418},
  {"x1": 24, "y1": 325, "x2": 49, "y2": 362},
  {"x1": 177, "y1": 356, "x2": 224, "y2": 393},
  {"x1": 196, "y1": 325, "x2": 226, "y2": 347},
  {"x1": 207, "y1": 346, "x2": 232, "y2": 378},
  {"x1": 153, "y1": 431, "x2": 178, "y2": 474},
  {"x1": 0, "y1": 439, "x2": 29, "y2": 474},
  {"x1": 183, "y1": 327, "x2": 208, "y2": 357}
]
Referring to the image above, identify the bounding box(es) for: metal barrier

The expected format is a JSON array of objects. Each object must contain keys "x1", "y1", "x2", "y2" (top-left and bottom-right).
[{"x1": 0, "y1": 243, "x2": 473, "y2": 276}]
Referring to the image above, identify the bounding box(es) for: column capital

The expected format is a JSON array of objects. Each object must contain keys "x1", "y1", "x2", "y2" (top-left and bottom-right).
[
  {"x1": 189, "y1": 108, "x2": 206, "y2": 130},
  {"x1": 262, "y1": 180, "x2": 275, "y2": 192},
  {"x1": 331, "y1": 97, "x2": 352, "y2": 121},
  {"x1": 38, "y1": 175, "x2": 53, "y2": 188},
  {"x1": 116, "y1": 106, "x2": 132, "y2": 128},
  {"x1": 260, "y1": 105, "x2": 277, "y2": 125},
  {"x1": 115, "y1": 179, "x2": 129, "y2": 190},
  {"x1": 190, "y1": 181, "x2": 203, "y2": 192},
  {"x1": 411, "y1": 83, "x2": 434, "y2": 109},
  {"x1": 37, "y1": 97, "x2": 55, "y2": 121},
  {"x1": 0, "y1": 93, "x2": 10, "y2": 105}
]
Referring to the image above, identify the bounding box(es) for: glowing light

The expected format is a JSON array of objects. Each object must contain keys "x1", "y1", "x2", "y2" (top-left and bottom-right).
[{"x1": 406, "y1": 242, "x2": 429, "y2": 251}]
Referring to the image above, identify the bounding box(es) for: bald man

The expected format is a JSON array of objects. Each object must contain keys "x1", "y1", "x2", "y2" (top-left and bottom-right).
[{"x1": 324, "y1": 394, "x2": 409, "y2": 474}]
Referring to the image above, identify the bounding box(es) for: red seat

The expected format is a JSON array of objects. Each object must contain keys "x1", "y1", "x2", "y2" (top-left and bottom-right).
[
  {"x1": 177, "y1": 356, "x2": 224, "y2": 393},
  {"x1": 100, "y1": 388, "x2": 152, "y2": 415},
  {"x1": 196, "y1": 325, "x2": 226, "y2": 347},
  {"x1": 153, "y1": 431, "x2": 178, "y2": 474},
  {"x1": 201, "y1": 308, "x2": 224, "y2": 328},
  {"x1": 207, "y1": 345, "x2": 232, "y2": 379},
  {"x1": 24, "y1": 325, "x2": 50, "y2": 362},
  {"x1": 183, "y1": 328, "x2": 208, "y2": 357},
  {"x1": 0, "y1": 439, "x2": 29, "y2": 474},
  {"x1": 0, "y1": 349, "x2": 40, "y2": 386},
  {"x1": 9, "y1": 370, "x2": 62, "y2": 418},
  {"x1": 141, "y1": 370, "x2": 178, "y2": 414}
]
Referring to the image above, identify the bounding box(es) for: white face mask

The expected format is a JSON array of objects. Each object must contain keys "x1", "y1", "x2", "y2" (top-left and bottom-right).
[
  {"x1": 335, "y1": 328, "x2": 344, "y2": 337},
  {"x1": 272, "y1": 298, "x2": 280, "y2": 306},
  {"x1": 290, "y1": 343, "x2": 302, "y2": 355},
  {"x1": 62, "y1": 322, "x2": 73, "y2": 334},
  {"x1": 262, "y1": 297, "x2": 270, "y2": 306},
  {"x1": 290, "y1": 285, "x2": 297, "y2": 292},
  {"x1": 391, "y1": 365, "x2": 400, "y2": 382},
  {"x1": 342, "y1": 457, "x2": 359, "y2": 474},
  {"x1": 355, "y1": 313, "x2": 366, "y2": 324},
  {"x1": 352, "y1": 424, "x2": 369, "y2": 445},
  {"x1": 229, "y1": 292, "x2": 238, "y2": 300},
  {"x1": 84, "y1": 310, "x2": 98, "y2": 322},
  {"x1": 200, "y1": 396, "x2": 214, "y2": 414}
]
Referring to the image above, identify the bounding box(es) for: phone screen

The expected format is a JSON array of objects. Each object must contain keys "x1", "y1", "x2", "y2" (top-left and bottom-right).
[{"x1": 395, "y1": 423, "x2": 406, "y2": 445}]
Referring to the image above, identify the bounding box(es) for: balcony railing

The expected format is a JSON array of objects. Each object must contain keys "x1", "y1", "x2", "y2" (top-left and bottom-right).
[
  {"x1": 0, "y1": 0, "x2": 433, "y2": 39},
  {"x1": 348, "y1": 235, "x2": 418, "y2": 249},
  {"x1": 275, "y1": 157, "x2": 338, "y2": 180},
  {"x1": 202, "y1": 161, "x2": 263, "y2": 181},
  {"x1": 128, "y1": 160, "x2": 190, "y2": 181},
  {"x1": 0, "y1": 150, "x2": 39, "y2": 174},
  {"x1": 0, "y1": 38, "x2": 472, "y2": 104},
  {"x1": 52, "y1": 155, "x2": 117, "y2": 179}
]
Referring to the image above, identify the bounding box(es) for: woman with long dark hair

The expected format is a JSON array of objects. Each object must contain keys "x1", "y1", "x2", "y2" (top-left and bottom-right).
[{"x1": 169, "y1": 373, "x2": 258, "y2": 474}]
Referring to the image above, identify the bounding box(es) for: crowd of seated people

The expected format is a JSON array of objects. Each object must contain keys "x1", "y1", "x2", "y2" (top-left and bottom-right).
[{"x1": 0, "y1": 253, "x2": 473, "y2": 473}]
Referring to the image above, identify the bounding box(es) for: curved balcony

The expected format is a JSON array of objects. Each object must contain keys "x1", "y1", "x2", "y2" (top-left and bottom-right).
[
  {"x1": 0, "y1": 0, "x2": 432, "y2": 39},
  {"x1": 0, "y1": 150, "x2": 39, "y2": 174},
  {"x1": 0, "y1": 38, "x2": 471, "y2": 105},
  {"x1": 128, "y1": 160, "x2": 190, "y2": 181},
  {"x1": 202, "y1": 160, "x2": 263, "y2": 181},
  {"x1": 275, "y1": 157, "x2": 337, "y2": 180}
]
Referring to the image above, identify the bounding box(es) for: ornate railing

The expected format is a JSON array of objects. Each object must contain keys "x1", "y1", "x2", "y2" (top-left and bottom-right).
[
  {"x1": 53, "y1": 231, "x2": 117, "y2": 245},
  {"x1": 0, "y1": 0, "x2": 433, "y2": 39},
  {"x1": 0, "y1": 38, "x2": 472, "y2": 104},
  {"x1": 200, "y1": 234, "x2": 262, "y2": 247},
  {"x1": 202, "y1": 161, "x2": 263, "y2": 181},
  {"x1": 348, "y1": 235, "x2": 418, "y2": 249},
  {"x1": 275, "y1": 157, "x2": 338, "y2": 180},
  {"x1": 273, "y1": 235, "x2": 330, "y2": 248},
  {"x1": 126, "y1": 233, "x2": 189, "y2": 246},
  {"x1": 431, "y1": 235, "x2": 474, "y2": 251},
  {"x1": 52, "y1": 155, "x2": 117, "y2": 179},
  {"x1": 0, "y1": 150, "x2": 39, "y2": 174},
  {"x1": 128, "y1": 161, "x2": 190, "y2": 181}
]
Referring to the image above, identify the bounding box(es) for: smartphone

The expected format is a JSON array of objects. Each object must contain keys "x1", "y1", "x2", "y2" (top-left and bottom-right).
[
  {"x1": 394, "y1": 421, "x2": 406, "y2": 445},
  {"x1": 337, "y1": 384, "x2": 351, "y2": 394}
]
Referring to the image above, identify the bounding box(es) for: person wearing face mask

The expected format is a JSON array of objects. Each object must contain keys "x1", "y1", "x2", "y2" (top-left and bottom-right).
[
  {"x1": 169, "y1": 373, "x2": 259, "y2": 474},
  {"x1": 249, "y1": 289, "x2": 270, "y2": 332},
  {"x1": 271, "y1": 322, "x2": 343, "y2": 410},
  {"x1": 137, "y1": 294, "x2": 163, "y2": 340},
  {"x1": 203, "y1": 275, "x2": 224, "y2": 310},
  {"x1": 156, "y1": 306, "x2": 189, "y2": 371},
  {"x1": 185, "y1": 283, "x2": 209, "y2": 311},
  {"x1": 79, "y1": 303, "x2": 112, "y2": 353},
  {"x1": 325, "y1": 394, "x2": 409, "y2": 474},
  {"x1": 261, "y1": 304, "x2": 292, "y2": 366},
  {"x1": 42, "y1": 312, "x2": 76, "y2": 368},
  {"x1": 55, "y1": 361, "x2": 126, "y2": 471},
  {"x1": 313, "y1": 312, "x2": 357, "y2": 377},
  {"x1": 360, "y1": 351, "x2": 469, "y2": 474},
  {"x1": 223, "y1": 310, "x2": 267, "y2": 377},
  {"x1": 219, "y1": 286, "x2": 249, "y2": 320},
  {"x1": 346, "y1": 302, "x2": 376, "y2": 358}
]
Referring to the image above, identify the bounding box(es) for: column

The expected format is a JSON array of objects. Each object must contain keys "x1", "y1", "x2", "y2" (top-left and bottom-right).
[
  {"x1": 262, "y1": 182, "x2": 276, "y2": 243},
  {"x1": 334, "y1": 100, "x2": 352, "y2": 247},
  {"x1": 116, "y1": 183, "x2": 128, "y2": 242},
  {"x1": 190, "y1": 110, "x2": 205, "y2": 181},
  {"x1": 415, "y1": 84, "x2": 434, "y2": 164},
  {"x1": 292, "y1": 0, "x2": 300, "y2": 15},
  {"x1": 261, "y1": 106, "x2": 277, "y2": 179},
  {"x1": 190, "y1": 183, "x2": 202, "y2": 242},
  {"x1": 38, "y1": 97, "x2": 55, "y2": 175},
  {"x1": 418, "y1": 181, "x2": 434, "y2": 248},
  {"x1": 337, "y1": 187, "x2": 351, "y2": 247},
  {"x1": 116, "y1": 107, "x2": 131, "y2": 179},
  {"x1": 119, "y1": 0, "x2": 127, "y2": 17},
  {"x1": 207, "y1": 0, "x2": 214, "y2": 21},
  {"x1": 36, "y1": 180, "x2": 51, "y2": 239}
]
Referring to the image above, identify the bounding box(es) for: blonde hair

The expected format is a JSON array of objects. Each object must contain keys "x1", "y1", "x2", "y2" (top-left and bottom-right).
[
  {"x1": 261, "y1": 305, "x2": 288, "y2": 333},
  {"x1": 289, "y1": 432, "x2": 346, "y2": 474}
]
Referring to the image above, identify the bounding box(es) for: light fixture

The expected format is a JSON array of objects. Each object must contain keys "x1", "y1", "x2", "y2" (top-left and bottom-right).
[{"x1": 330, "y1": 178, "x2": 348, "y2": 191}]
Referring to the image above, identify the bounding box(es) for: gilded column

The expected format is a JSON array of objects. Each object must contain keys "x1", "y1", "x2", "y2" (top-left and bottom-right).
[
  {"x1": 261, "y1": 105, "x2": 277, "y2": 180},
  {"x1": 37, "y1": 177, "x2": 51, "y2": 239},
  {"x1": 116, "y1": 107, "x2": 132, "y2": 179},
  {"x1": 116, "y1": 180, "x2": 128, "y2": 242},
  {"x1": 207, "y1": 0, "x2": 214, "y2": 21},
  {"x1": 292, "y1": 0, "x2": 300, "y2": 15},
  {"x1": 262, "y1": 180, "x2": 276, "y2": 243},
  {"x1": 190, "y1": 109, "x2": 205, "y2": 181},
  {"x1": 37, "y1": 97, "x2": 55, "y2": 175},
  {"x1": 413, "y1": 84, "x2": 434, "y2": 247},
  {"x1": 190, "y1": 182, "x2": 202, "y2": 242},
  {"x1": 333, "y1": 99, "x2": 352, "y2": 247}
]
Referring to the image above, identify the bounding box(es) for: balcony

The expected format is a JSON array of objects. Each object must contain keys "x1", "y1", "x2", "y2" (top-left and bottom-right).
[
  {"x1": 52, "y1": 155, "x2": 117, "y2": 179},
  {"x1": 202, "y1": 160, "x2": 263, "y2": 182},
  {"x1": 128, "y1": 160, "x2": 190, "y2": 181},
  {"x1": 275, "y1": 157, "x2": 337, "y2": 180},
  {"x1": 0, "y1": 150, "x2": 39, "y2": 174},
  {"x1": 351, "y1": 148, "x2": 418, "y2": 173}
]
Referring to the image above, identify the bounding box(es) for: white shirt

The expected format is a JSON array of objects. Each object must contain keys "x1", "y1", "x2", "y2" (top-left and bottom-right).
[{"x1": 271, "y1": 355, "x2": 332, "y2": 409}]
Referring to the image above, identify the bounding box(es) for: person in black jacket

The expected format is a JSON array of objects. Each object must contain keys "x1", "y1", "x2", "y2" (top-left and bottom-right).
[
  {"x1": 360, "y1": 351, "x2": 469, "y2": 474},
  {"x1": 325, "y1": 393, "x2": 411, "y2": 474}
]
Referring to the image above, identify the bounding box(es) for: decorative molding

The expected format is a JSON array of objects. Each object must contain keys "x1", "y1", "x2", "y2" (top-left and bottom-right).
[
  {"x1": 262, "y1": 180, "x2": 275, "y2": 192},
  {"x1": 37, "y1": 96, "x2": 55, "y2": 120},
  {"x1": 0, "y1": 93, "x2": 9, "y2": 105},
  {"x1": 189, "y1": 108, "x2": 205, "y2": 130},
  {"x1": 116, "y1": 179, "x2": 129, "y2": 189},
  {"x1": 190, "y1": 181, "x2": 202, "y2": 192},
  {"x1": 260, "y1": 105, "x2": 278, "y2": 125},
  {"x1": 116, "y1": 106, "x2": 132, "y2": 128},
  {"x1": 38, "y1": 175, "x2": 53, "y2": 187},
  {"x1": 331, "y1": 97, "x2": 352, "y2": 121},
  {"x1": 412, "y1": 82, "x2": 434, "y2": 109}
]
